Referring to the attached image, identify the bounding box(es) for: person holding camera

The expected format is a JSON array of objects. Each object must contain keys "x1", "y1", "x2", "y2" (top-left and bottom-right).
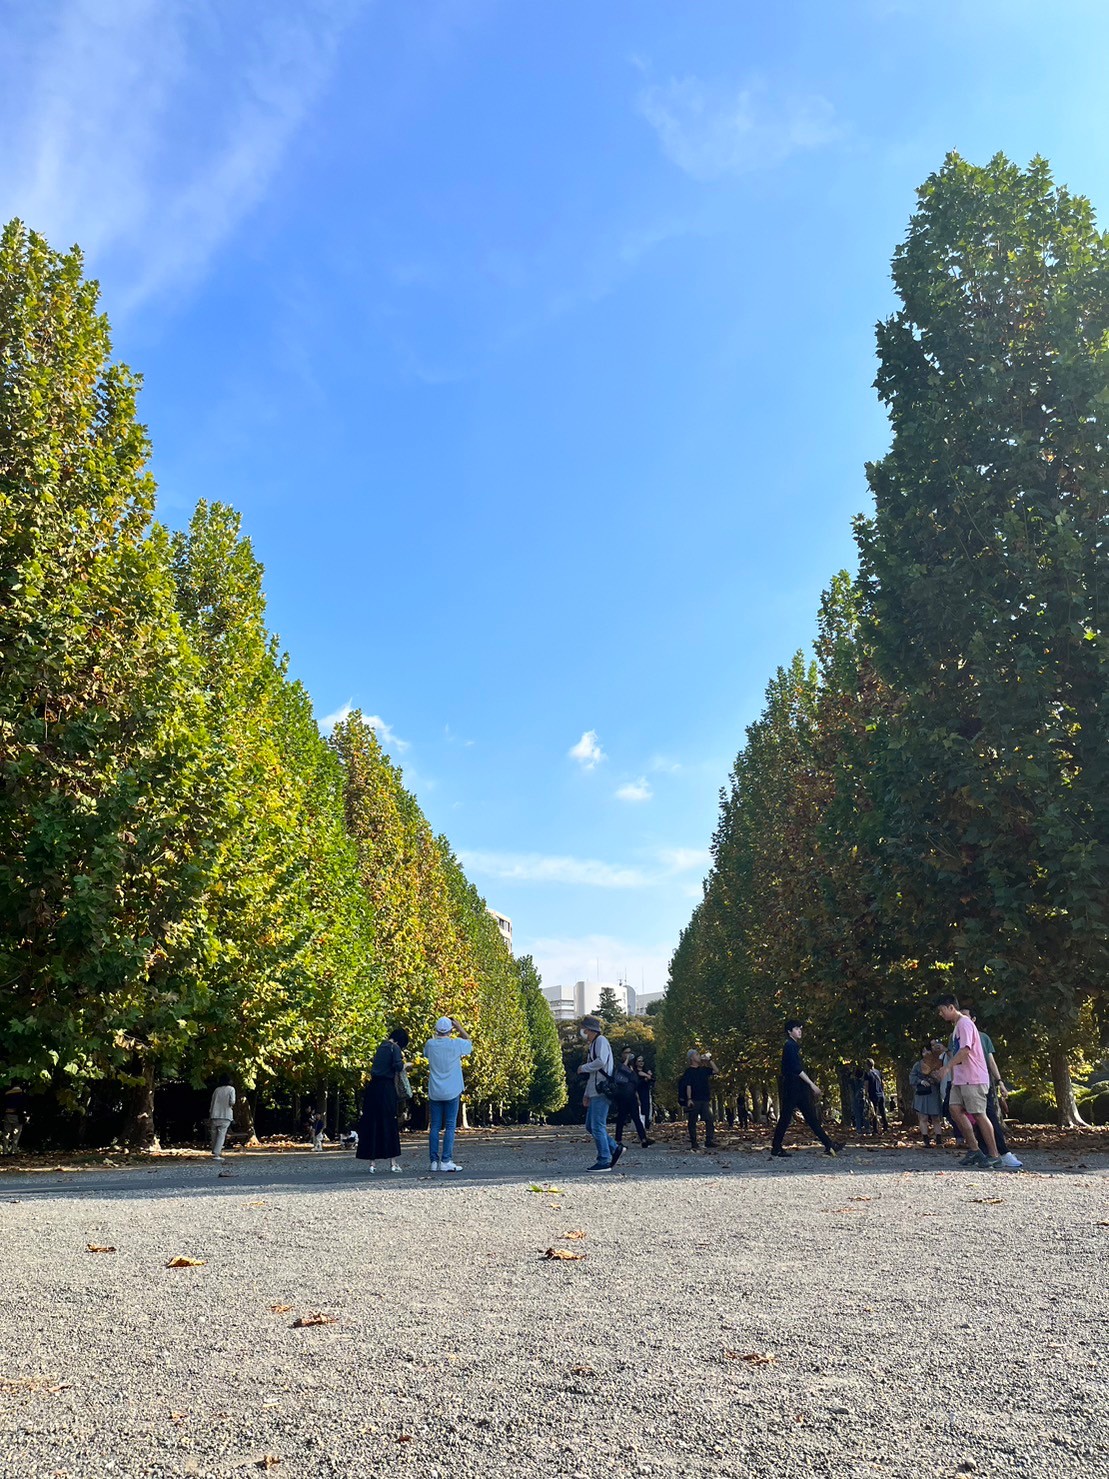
[
  {"x1": 770, "y1": 1020, "x2": 843, "y2": 1159},
  {"x1": 678, "y1": 1049, "x2": 717, "y2": 1151}
]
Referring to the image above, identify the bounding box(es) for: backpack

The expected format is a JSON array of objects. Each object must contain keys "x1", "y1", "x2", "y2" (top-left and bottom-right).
[{"x1": 598, "y1": 1061, "x2": 639, "y2": 1104}]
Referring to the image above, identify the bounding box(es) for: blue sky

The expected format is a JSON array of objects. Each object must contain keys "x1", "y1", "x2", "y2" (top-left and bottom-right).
[{"x1": 4, "y1": 0, "x2": 1109, "y2": 995}]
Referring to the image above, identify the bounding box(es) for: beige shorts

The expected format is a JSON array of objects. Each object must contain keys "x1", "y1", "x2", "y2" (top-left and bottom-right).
[{"x1": 948, "y1": 1082, "x2": 988, "y2": 1115}]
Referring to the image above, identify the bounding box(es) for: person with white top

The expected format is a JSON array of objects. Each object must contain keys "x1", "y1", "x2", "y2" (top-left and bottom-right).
[
  {"x1": 577, "y1": 1015, "x2": 619, "y2": 1171},
  {"x1": 209, "y1": 1074, "x2": 236, "y2": 1174},
  {"x1": 425, "y1": 1017, "x2": 471, "y2": 1172}
]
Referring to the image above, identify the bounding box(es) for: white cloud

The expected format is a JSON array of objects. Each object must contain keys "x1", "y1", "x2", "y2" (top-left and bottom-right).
[
  {"x1": 569, "y1": 729, "x2": 606, "y2": 770},
  {"x1": 521, "y1": 932, "x2": 674, "y2": 999},
  {"x1": 319, "y1": 700, "x2": 354, "y2": 732},
  {"x1": 0, "y1": 0, "x2": 361, "y2": 312},
  {"x1": 639, "y1": 76, "x2": 840, "y2": 183},
  {"x1": 459, "y1": 845, "x2": 709, "y2": 890},
  {"x1": 459, "y1": 851, "x2": 650, "y2": 890},
  {"x1": 648, "y1": 754, "x2": 683, "y2": 774},
  {"x1": 615, "y1": 777, "x2": 653, "y2": 803}
]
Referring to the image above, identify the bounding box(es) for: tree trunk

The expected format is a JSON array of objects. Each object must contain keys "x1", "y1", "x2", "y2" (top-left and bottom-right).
[
  {"x1": 122, "y1": 1058, "x2": 159, "y2": 1150},
  {"x1": 894, "y1": 1062, "x2": 915, "y2": 1127},
  {"x1": 1049, "y1": 1045, "x2": 1088, "y2": 1128},
  {"x1": 234, "y1": 1079, "x2": 258, "y2": 1144}
]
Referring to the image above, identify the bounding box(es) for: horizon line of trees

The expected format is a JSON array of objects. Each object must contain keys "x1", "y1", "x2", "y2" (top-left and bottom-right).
[
  {"x1": 0, "y1": 218, "x2": 566, "y2": 1147},
  {"x1": 658, "y1": 152, "x2": 1108, "y2": 1127}
]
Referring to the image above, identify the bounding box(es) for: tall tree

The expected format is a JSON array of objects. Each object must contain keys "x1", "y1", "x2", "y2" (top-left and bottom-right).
[
  {"x1": 857, "y1": 153, "x2": 1109, "y2": 1120},
  {"x1": 514, "y1": 954, "x2": 567, "y2": 1119}
]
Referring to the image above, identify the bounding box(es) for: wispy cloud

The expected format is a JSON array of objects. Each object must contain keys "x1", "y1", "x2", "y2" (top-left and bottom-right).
[
  {"x1": 648, "y1": 754, "x2": 683, "y2": 774},
  {"x1": 459, "y1": 846, "x2": 709, "y2": 890},
  {"x1": 569, "y1": 729, "x2": 606, "y2": 771},
  {"x1": 521, "y1": 932, "x2": 674, "y2": 997},
  {"x1": 639, "y1": 76, "x2": 840, "y2": 182},
  {"x1": 317, "y1": 703, "x2": 410, "y2": 753},
  {"x1": 615, "y1": 778, "x2": 653, "y2": 803},
  {"x1": 0, "y1": 0, "x2": 361, "y2": 312}
]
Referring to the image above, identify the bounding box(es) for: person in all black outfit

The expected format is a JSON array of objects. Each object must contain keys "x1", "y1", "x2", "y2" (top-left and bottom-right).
[
  {"x1": 613, "y1": 1048, "x2": 653, "y2": 1148},
  {"x1": 864, "y1": 1059, "x2": 889, "y2": 1133},
  {"x1": 357, "y1": 1027, "x2": 410, "y2": 1172},
  {"x1": 634, "y1": 1055, "x2": 654, "y2": 1130},
  {"x1": 770, "y1": 1021, "x2": 843, "y2": 1159},
  {"x1": 678, "y1": 1050, "x2": 717, "y2": 1150}
]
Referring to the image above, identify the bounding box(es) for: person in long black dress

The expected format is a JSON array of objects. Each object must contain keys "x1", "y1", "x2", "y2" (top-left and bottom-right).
[{"x1": 357, "y1": 1028, "x2": 409, "y2": 1172}]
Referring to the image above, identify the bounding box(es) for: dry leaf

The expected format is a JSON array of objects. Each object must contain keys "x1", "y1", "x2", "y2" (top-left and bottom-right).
[
  {"x1": 847, "y1": 1195, "x2": 873, "y2": 1202},
  {"x1": 561, "y1": 1230, "x2": 587, "y2": 1241},
  {"x1": 569, "y1": 1364, "x2": 594, "y2": 1375},
  {"x1": 540, "y1": 1247, "x2": 585, "y2": 1261},
  {"x1": 165, "y1": 1256, "x2": 207, "y2": 1268},
  {"x1": 527, "y1": 1183, "x2": 564, "y2": 1195},
  {"x1": 269, "y1": 1304, "x2": 294, "y2": 1314},
  {"x1": 972, "y1": 1197, "x2": 1005, "y2": 1205},
  {"x1": 255, "y1": 1457, "x2": 282, "y2": 1470},
  {"x1": 1095, "y1": 1220, "x2": 1109, "y2": 1227},
  {"x1": 291, "y1": 1312, "x2": 337, "y2": 1327},
  {"x1": 170, "y1": 1413, "x2": 187, "y2": 1425},
  {"x1": 396, "y1": 1435, "x2": 413, "y2": 1444},
  {"x1": 723, "y1": 1350, "x2": 777, "y2": 1366},
  {"x1": 247, "y1": 1201, "x2": 267, "y2": 1208},
  {"x1": 0, "y1": 1375, "x2": 71, "y2": 1394},
  {"x1": 85, "y1": 1244, "x2": 117, "y2": 1254}
]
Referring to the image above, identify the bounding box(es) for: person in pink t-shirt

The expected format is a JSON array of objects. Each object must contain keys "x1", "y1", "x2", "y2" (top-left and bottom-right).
[{"x1": 936, "y1": 994, "x2": 1000, "y2": 1168}]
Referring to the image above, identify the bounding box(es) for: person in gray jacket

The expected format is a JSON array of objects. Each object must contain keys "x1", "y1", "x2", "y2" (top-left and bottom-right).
[{"x1": 909, "y1": 1047, "x2": 944, "y2": 1145}]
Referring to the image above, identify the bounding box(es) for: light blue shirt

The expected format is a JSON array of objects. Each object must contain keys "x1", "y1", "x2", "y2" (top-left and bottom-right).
[{"x1": 424, "y1": 1037, "x2": 472, "y2": 1101}]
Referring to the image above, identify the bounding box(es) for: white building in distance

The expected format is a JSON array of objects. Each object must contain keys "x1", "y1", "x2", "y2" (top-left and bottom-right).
[
  {"x1": 540, "y1": 980, "x2": 633, "y2": 1023},
  {"x1": 487, "y1": 908, "x2": 512, "y2": 956}
]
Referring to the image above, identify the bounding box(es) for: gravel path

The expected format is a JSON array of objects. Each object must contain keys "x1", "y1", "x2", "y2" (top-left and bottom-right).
[{"x1": 1, "y1": 1127, "x2": 1106, "y2": 1479}]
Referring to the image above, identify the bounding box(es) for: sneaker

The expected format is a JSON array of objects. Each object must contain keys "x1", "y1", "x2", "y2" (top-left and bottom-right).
[
  {"x1": 984, "y1": 1156, "x2": 1005, "y2": 1171},
  {"x1": 439, "y1": 1160, "x2": 461, "y2": 1173},
  {"x1": 218, "y1": 1168, "x2": 234, "y2": 1178},
  {"x1": 770, "y1": 1149, "x2": 791, "y2": 1159},
  {"x1": 999, "y1": 1152, "x2": 1023, "y2": 1171},
  {"x1": 429, "y1": 1159, "x2": 440, "y2": 1173},
  {"x1": 586, "y1": 1161, "x2": 611, "y2": 1171},
  {"x1": 610, "y1": 1144, "x2": 624, "y2": 1170},
  {"x1": 826, "y1": 1141, "x2": 845, "y2": 1156},
  {"x1": 957, "y1": 1150, "x2": 980, "y2": 1167},
  {"x1": 390, "y1": 1163, "x2": 402, "y2": 1173},
  {"x1": 640, "y1": 1138, "x2": 654, "y2": 1148},
  {"x1": 959, "y1": 1151, "x2": 990, "y2": 1169}
]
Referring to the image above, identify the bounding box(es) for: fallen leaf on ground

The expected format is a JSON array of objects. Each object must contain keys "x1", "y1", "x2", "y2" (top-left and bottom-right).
[
  {"x1": 246, "y1": 1201, "x2": 267, "y2": 1208},
  {"x1": 847, "y1": 1195, "x2": 873, "y2": 1202},
  {"x1": 0, "y1": 1376, "x2": 71, "y2": 1393},
  {"x1": 540, "y1": 1247, "x2": 585, "y2": 1261},
  {"x1": 1095, "y1": 1220, "x2": 1109, "y2": 1227},
  {"x1": 291, "y1": 1312, "x2": 337, "y2": 1327},
  {"x1": 165, "y1": 1256, "x2": 207, "y2": 1268},
  {"x1": 561, "y1": 1230, "x2": 587, "y2": 1240},
  {"x1": 569, "y1": 1365, "x2": 594, "y2": 1375},
  {"x1": 269, "y1": 1304, "x2": 294, "y2": 1314},
  {"x1": 255, "y1": 1456, "x2": 282, "y2": 1470},
  {"x1": 825, "y1": 1208, "x2": 861, "y2": 1215},
  {"x1": 169, "y1": 1413, "x2": 187, "y2": 1425},
  {"x1": 85, "y1": 1244, "x2": 116, "y2": 1254},
  {"x1": 972, "y1": 1197, "x2": 1005, "y2": 1205},
  {"x1": 724, "y1": 1350, "x2": 777, "y2": 1366},
  {"x1": 396, "y1": 1435, "x2": 413, "y2": 1444},
  {"x1": 527, "y1": 1183, "x2": 564, "y2": 1195}
]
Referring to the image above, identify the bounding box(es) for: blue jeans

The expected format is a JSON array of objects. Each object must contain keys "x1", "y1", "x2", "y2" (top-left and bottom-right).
[
  {"x1": 429, "y1": 1097, "x2": 460, "y2": 1164},
  {"x1": 585, "y1": 1095, "x2": 616, "y2": 1165}
]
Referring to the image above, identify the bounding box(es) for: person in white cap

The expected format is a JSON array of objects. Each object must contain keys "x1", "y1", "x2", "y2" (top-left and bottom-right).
[{"x1": 425, "y1": 1016, "x2": 472, "y2": 1172}]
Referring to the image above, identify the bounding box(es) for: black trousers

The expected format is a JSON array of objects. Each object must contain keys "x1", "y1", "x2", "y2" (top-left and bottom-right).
[
  {"x1": 772, "y1": 1084, "x2": 832, "y2": 1152},
  {"x1": 985, "y1": 1087, "x2": 1009, "y2": 1156},
  {"x1": 614, "y1": 1098, "x2": 648, "y2": 1144},
  {"x1": 869, "y1": 1095, "x2": 889, "y2": 1132},
  {"x1": 686, "y1": 1099, "x2": 715, "y2": 1147}
]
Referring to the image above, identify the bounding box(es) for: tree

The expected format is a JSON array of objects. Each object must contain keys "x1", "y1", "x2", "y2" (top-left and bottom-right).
[
  {"x1": 596, "y1": 986, "x2": 623, "y2": 1026},
  {"x1": 857, "y1": 153, "x2": 1109, "y2": 1120},
  {"x1": 514, "y1": 955, "x2": 566, "y2": 1119}
]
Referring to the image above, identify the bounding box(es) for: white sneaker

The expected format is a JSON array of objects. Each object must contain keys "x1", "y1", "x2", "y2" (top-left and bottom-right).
[
  {"x1": 439, "y1": 1160, "x2": 461, "y2": 1173},
  {"x1": 429, "y1": 1159, "x2": 439, "y2": 1172},
  {"x1": 999, "y1": 1152, "x2": 1023, "y2": 1171}
]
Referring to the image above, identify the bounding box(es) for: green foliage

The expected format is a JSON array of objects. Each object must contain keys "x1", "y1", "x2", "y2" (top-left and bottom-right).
[
  {"x1": 515, "y1": 954, "x2": 567, "y2": 1119},
  {"x1": 595, "y1": 985, "x2": 624, "y2": 1026}
]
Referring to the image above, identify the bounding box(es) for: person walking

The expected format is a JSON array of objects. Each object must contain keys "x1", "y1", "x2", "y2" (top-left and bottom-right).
[
  {"x1": 935, "y1": 995, "x2": 1002, "y2": 1169},
  {"x1": 770, "y1": 1022, "x2": 843, "y2": 1159},
  {"x1": 425, "y1": 1016, "x2": 471, "y2": 1173},
  {"x1": 910, "y1": 1047, "x2": 944, "y2": 1145},
  {"x1": 613, "y1": 1048, "x2": 652, "y2": 1148},
  {"x1": 864, "y1": 1060, "x2": 889, "y2": 1133},
  {"x1": 634, "y1": 1055, "x2": 654, "y2": 1131},
  {"x1": 577, "y1": 1015, "x2": 620, "y2": 1170},
  {"x1": 208, "y1": 1074, "x2": 236, "y2": 1175},
  {"x1": 356, "y1": 1028, "x2": 409, "y2": 1173},
  {"x1": 678, "y1": 1050, "x2": 717, "y2": 1151}
]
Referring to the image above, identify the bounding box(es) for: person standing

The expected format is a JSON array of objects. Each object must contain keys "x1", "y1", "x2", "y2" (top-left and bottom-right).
[
  {"x1": 678, "y1": 1050, "x2": 717, "y2": 1151},
  {"x1": 577, "y1": 1015, "x2": 619, "y2": 1170},
  {"x1": 935, "y1": 995, "x2": 1001, "y2": 1169},
  {"x1": 613, "y1": 1048, "x2": 652, "y2": 1149},
  {"x1": 770, "y1": 1022, "x2": 843, "y2": 1159},
  {"x1": 425, "y1": 1016, "x2": 471, "y2": 1173},
  {"x1": 208, "y1": 1074, "x2": 236, "y2": 1175},
  {"x1": 964, "y1": 1009, "x2": 1022, "y2": 1172},
  {"x1": 910, "y1": 1047, "x2": 944, "y2": 1145},
  {"x1": 849, "y1": 1067, "x2": 869, "y2": 1136},
  {"x1": 864, "y1": 1060, "x2": 889, "y2": 1134},
  {"x1": 634, "y1": 1055, "x2": 654, "y2": 1131},
  {"x1": 357, "y1": 1028, "x2": 409, "y2": 1173}
]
